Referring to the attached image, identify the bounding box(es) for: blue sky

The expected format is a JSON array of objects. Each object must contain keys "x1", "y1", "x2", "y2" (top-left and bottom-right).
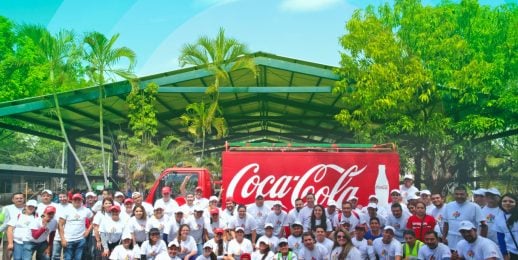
[{"x1": 0, "y1": 0, "x2": 514, "y2": 76}]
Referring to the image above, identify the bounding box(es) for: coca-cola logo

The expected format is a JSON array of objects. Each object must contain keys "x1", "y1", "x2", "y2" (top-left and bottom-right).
[{"x1": 225, "y1": 163, "x2": 366, "y2": 208}]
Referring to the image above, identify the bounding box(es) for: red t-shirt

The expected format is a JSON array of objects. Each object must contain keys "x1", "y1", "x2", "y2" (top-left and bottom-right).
[{"x1": 406, "y1": 215, "x2": 436, "y2": 241}]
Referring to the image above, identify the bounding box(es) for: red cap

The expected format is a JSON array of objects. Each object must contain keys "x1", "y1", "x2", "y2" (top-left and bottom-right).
[
  {"x1": 240, "y1": 253, "x2": 251, "y2": 260},
  {"x1": 109, "y1": 205, "x2": 121, "y2": 213},
  {"x1": 214, "y1": 228, "x2": 224, "y2": 234},
  {"x1": 210, "y1": 208, "x2": 219, "y2": 215},
  {"x1": 195, "y1": 186, "x2": 203, "y2": 191},
  {"x1": 44, "y1": 206, "x2": 56, "y2": 214},
  {"x1": 162, "y1": 187, "x2": 171, "y2": 194},
  {"x1": 72, "y1": 193, "x2": 83, "y2": 201},
  {"x1": 124, "y1": 198, "x2": 134, "y2": 204}
]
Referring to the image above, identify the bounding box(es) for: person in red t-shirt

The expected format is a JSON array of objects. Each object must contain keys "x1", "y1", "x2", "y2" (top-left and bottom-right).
[{"x1": 406, "y1": 201, "x2": 436, "y2": 241}]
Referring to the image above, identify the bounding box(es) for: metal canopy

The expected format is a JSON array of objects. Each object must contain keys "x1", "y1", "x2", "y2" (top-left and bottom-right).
[{"x1": 0, "y1": 52, "x2": 352, "y2": 150}]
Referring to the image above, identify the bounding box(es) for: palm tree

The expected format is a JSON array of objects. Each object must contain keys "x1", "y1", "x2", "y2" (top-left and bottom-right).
[
  {"x1": 180, "y1": 101, "x2": 227, "y2": 160},
  {"x1": 17, "y1": 25, "x2": 93, "y2": 191},
  {"x1": 179, "y1": 27, "x2": 256, "y2": 98},
  {"x1": 83, "y1": 32, "x2": 136, "y2": 187}
]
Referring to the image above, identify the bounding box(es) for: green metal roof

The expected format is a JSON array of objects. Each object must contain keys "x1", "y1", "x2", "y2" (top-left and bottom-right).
[{"x1": 0, "y1": 52, "x2": 352, "y2": 150}]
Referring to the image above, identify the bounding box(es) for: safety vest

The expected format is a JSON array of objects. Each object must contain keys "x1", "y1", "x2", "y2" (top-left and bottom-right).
[
  {"x1": 277, "y1": 251, "x2": 294, "y2": 260},
  {"x1": 403, "y1": 240, "x2": 423, "y2": 257}
]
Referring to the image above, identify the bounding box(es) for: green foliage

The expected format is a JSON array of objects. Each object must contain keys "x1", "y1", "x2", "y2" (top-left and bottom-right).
[
  {"x1": 335, "y1": 0, "x2": 517, "y2": 191},
  {"x1": 126, "y1": 81, "x2": 159, "y2": 142}
]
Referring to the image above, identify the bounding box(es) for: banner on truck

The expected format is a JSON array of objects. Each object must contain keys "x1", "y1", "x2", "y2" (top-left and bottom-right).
[{"x1": 222, "y1": 151, "x2": 400, "y2": 210}]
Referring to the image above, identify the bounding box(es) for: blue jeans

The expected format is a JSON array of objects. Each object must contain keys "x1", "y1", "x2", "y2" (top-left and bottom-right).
[
  {"x1": 52, "y1": 240, "x2": 62, "y2": 260},
  {"x1": 64, "y1": 238, "x2": 86, "y2": 260},
  {"x1": 23, "y1": 241, "x2": 50, "y2": 260},
  {"x1": 12, "y1": 242, "x2": 23, "y2": 260}
]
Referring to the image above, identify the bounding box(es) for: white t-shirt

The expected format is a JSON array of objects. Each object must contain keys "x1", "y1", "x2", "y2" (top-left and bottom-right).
[
  {"x1": 146, "y1": 215, "x2": 170, "y2": 236},
  {"x1": 333, "y1": 211, "x2": 365, "y2": 231},
  {"x1": 330, "y1": 246, "x2": 362, "y2": 260},
  {"x1": 99, "y1": 217, "x2": 125, "y2": 244},
  {"x1": 229, "y1": 214, "x2": 258, "y2": 235},
  {"x1": 386, "y1": 212, "x2": 410, "y2": 242},
  {"x1": 109, "y1": 244, "x2": 141, "y2": 260},
  {"x1": 247, "y1": 204, "x2": 270, "y2": 235},
  {"x1": 417, "y1": 243, "x2": 451, "y2": 260},
  {"x1": 256, "y1": 235, "x2": 279, "y2": 253},
  {"x1": 205, "y1": 238, "x2": 228, "y2": 257},
  {"x1": 126, "y1": 217, "x2": 147, "y2": 243},
  {"x1": 303, "y1": 217, "x2": 332, "y2": 232},
  {"x1": 481, "y1": 205, "x2": 502, "y2": 244},
  {"x1": 265, "y1": 211, "x2": 289, "y2": 237},
  {"x1": 187, "y1": 215, "x2": 210, "y2": 243},
  {"x1": 53, "y1": 203, "x2": 72, "y2": 241},
  {"x1": 175, "y1": 236, "x2": 198, "y2": 259},
  {"x1": 166, "y1": 218, "x2": 186, "y2": 243},
  {"x1": 227, "y1": 238, "x2": 254, "y2": 257},
  {"x1": 399, "y1": 184, "x2": 419, "y2": 203},
  {"x1": 351, "y1": 237, "x2": 375, "y2": 260},
  {"x1": 194, "y1": 197, "x2": 209, "y2": 210},
  {"x1": 7, "y1": 213, "x2": 35, "y2": 244},
  {"x1": 316, "y1": 237, "x2": 334, "y2": 252},
  {"x1": 27, "y1": 216, "x2": 57, "y2": 243},
  {"x1": 60, "y1": 206, "x2": 94, "y2": 242},
  {"x1": 430, "y1": 205, "x2": 446, "y2": 237},
  {"x1": 36, "y1": 202, "x2": 58, "y2": 217},
  {"x1": 443, "y1": 201, "x2": 484, "y2": 249},
  {"x1": 251, "y1": 250, "x2": 274, "y2": 260},
  {"x1": 287, "y1": 235, "x2": 303, "y2": 255},
  {"x1": 140, "y1": 240, "x2": 167, "y2": 260},
  {"x1": 180, "y1": 204, "x2": 195, "y2": 219},
  {"x1": 297, "y1": 206, "x2": 314, "y2": 227},
  {"x1": 456, "y1": 236, "x2": 503, "y2": 260},
  {"x1": 0, "y1": 204, "x2": 24, "y2": 233},
  {"x1": 372, "y1": 238, "x2": 402, "y2": 260},
  {"x1": 298, "y1": 243, "x2": 329, "y2": 260},
  {"x1": 494, "y1": 212, "x2": 518, "y2": 254},
  {"x1": 155, "y1": 198, "x2": 179, "y2": 218},
  {"x1": 155, "y1": 251, "x2": 181, "y2": 260}
]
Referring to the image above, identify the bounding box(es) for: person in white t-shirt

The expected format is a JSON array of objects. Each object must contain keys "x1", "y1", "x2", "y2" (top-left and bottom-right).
[
  {"x1": 24, "y1": 205, "x2": 57, "y2": 259},
  {"x1": 251, "y1": 237, "x2": 274, "y2": 260},
  {"x1": 58, "y1": 193, "x2": 94, "y2": 260},
  {"x1": 351, "y1": 224, "x2": 375, "y2": 260},
  {"x1": 386, "y1": 203, "x2": 410, "y2": 242},
  {"x1": 193, "y1": 186, "x2": 209, "y2": 210},
  {"x1": 126, "y1": 205, "x2": 148, "y2": 246},
  {"x1": 481, "y1": 188, "x2": 502, "y2": 244},
  {"x1": 287, "y1": 221, "x2": 304, "y2": 256},
  {"x1": 141, "y1": 228, "x2": 168, "y2": 260},
  {"x1": 314, "y1": 226, "x2": 333, "y2": 252},
  {"x1": 196, "y1": 242, "x2": 216, "y2": 260},
  {"x1": 265, "y1": 201, "x2": 288, "y2": 238},
  {"x1": 256, "y1": 223, "x2": 279, "y2": 253},
  {"x1": 155, "y1": 240, "x2": 181, "y2": 260},
  {"x1": 226, "y1": 226, "x2": 253, "y2": 259},
  {"x1": 6, "y1": 199, "x2": 37, "y2": 260},
  {"x1": 155, "y1": 186, "x2": 179, "y2": 218},
  {"x1": 330, "y1": 228, "x2": 361, "y2": 260},
  {"x1": 146, "y1": 205, "x2": 170, "y2": 238},
  {"x1": 229, "y1": 205, "x2": 257, "y2": 244},
  {"x1": 453, "y1": 220, "x2": 503, "y2": 260},
  {"x1": 100, "y1": 205, "x2": 126, "y2": 257},
  {"x1": 333, "y1": 201, "x2": 364, "y2": 233},
  {"x1": 133, "y1": 192, "x2": 154, "y2": 218},
  {"x1": 36, "y1": 189, "x2": 58, "y2": 217},
  {"x1": 372, "y1": 226, "x2": 403, "y2": 260},
  {"x1": 287, "y1": 198, "x2": 304, "y2": 226},
  {"x1": 430, "y1": 193, "x2": 446, "y2": 237},
  {"x1": 51, "y1": 190, "x2": 74, "y2": 260},
  {"x1": 298, "y1": 232, "x2": 329, "y2": 260},
  {"x1": 399, "y1": 175, "x2": 419, "y2": 204},
  {"x1": 174, "y1": 224, "x2": 198, "y2": 260},
  {"x1": 273, "y1": 238, "x2": 297, "y2": 260},
  {"x1": 417, "y1": 230, "x2": 451, "y2": 260},
  {"x1": 109, "y1": 232, "x2": 141, "y2": 260},
  {"x1": 247, "y1": 195, "x2": 270, "y2": 238}
]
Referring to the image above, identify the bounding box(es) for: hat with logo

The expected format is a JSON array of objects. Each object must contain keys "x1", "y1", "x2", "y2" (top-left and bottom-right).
[
  {"x1": 291, "y1": 221, "x2": 303, "y2": 227},
  {"x1": 72, "y1": 193, "x2": 83, "y2": 201},
  {"x1": 473, "y1": 189, "x2": 487, "y2": 196},
  {"x1": 174, "y1": 208, "x2": 184, "y2": 214},
  {"x1": 203, "y1": 242, "x2": 213, "y2": 249},
  {"x1": 194, "y1": 205, "x2": 204, "y2": 212},
  {"x1": 390, "y1": 189, "x2": 401, "y2": 195},
  {"x1": 327, "y1": 199, "x2": 337, "y2": 207},
  {"x1": 209, "y1": 196, "x2": 219, "y2": 202},
  {"x1": 458, "y1": 221, "x2": 476, "y2": 231},
  {"x1": 122, "y1": 232, "x2": 132, "y2": 240},
  {"x1": 407, "y1": 193, "x2": 420, "y2": 200},
  {"x1": 278, "y1": 238, "x2": 288, "y2": 245},
  {"x1": 367, "y1": 203, "x2": 378, "y2": 209},
  {"x1": 235, "y1": 226, "x2": 245, "y2": 232},
  {"x1": 210, "y1": 208, "x2": 219, "y2": 215},
  {"x1": 257, "y1": 236, "x2": 269, "y2": 245},
  {"x1": 44, "y1": 205, "x2": 56, "y2": 214},
  {"x1": 168, "y1": 240, "x2": 180, "y2": 248},
  {"x1": 86, "y1": 191, "x2": 96, "y2": 198},
  {"x1": 41, "y1": 189, "x2": 53, "y2": 195},
  {"x1": 27, "y1": 199, "x2": 38, "y2": 207},
  {"x1": 420, "y1": 190, "x2": 431, "y2": 196},
  {"x1": 109, "y1": 205, "x2": 121, "y2": 213},
  {"x1": 154, "y1": 204, "x2": 165, "y2": 211}
]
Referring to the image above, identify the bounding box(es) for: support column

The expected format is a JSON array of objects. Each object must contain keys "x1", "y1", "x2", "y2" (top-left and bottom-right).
[
  {"x1": 66, "y1": 137, "x2": 77, "y2": 189},
  {"x1": 111, "y1": 136, "x2": 119, "y2": 190}
]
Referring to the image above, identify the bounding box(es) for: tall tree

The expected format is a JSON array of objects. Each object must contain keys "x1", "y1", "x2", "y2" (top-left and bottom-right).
[
  {"x1": 83, "y1": 32, "x2": 136, "y2": 186},
  {"x1": 16, "y1": 25, "x2": 92, "y2": 190},
  {"x1": 334, "y1": 0, "x2": 517, "y2": 191}
]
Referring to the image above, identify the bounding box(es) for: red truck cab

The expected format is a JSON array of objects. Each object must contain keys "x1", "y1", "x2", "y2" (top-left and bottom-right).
[{"x1": 145, "y1": 167, "x2": 214, "y2": 205}]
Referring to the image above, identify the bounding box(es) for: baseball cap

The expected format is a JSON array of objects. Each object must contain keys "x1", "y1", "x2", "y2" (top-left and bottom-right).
[
  {"x1": 209, "y1": 196, "x2": 218, "y2": 202},
  {"x1": 161, "y1": 187, "x2": 171, "y2": 194},
  {"x1": 194, "y1": 205, "x2": 204, "y2": 212},
  {"x1": 473, "y1": 189, "x2": 487, "y2": 196},
  {"x1": 458, "y1": 221, "x2": 476, "y2": 231},
  {"x1": 85, "y1": 192, "x2": 96, "y2": 198},
  {"x1": 390, "y1": 189, "x2": 401, "y2": 194},
  {"x1": 485, "y1": 188, "x2": 501, "y2": 196},
  {"x1": 131, "y1": 192, "x2": 141, "y2": 198},
  {"x1": 327, "y1": 199, "x2": 337, "y2": 207},
  {"x1": 41, "y1": 189, "x2": 53, "y2": 195},
  {"x1": 214, "y1": 228, "x2": 224, "y2": 234},
  {"x1": 348, "y1": 195, "x2": 358, "y2": 201},
  {"x1": 273, "y1": 201, "x2": 282, "y2": 206},
  {"x1": 264, "y1": 223, "x2": 274, "y2": 229},
  {"x1": 291, "y1": 221, "x2": 303, "y2": 227},
  {"x1": 174, "y1": 208, "x2": 184, "y2": 214},
  {"x1": 114, "y1": 191, "x2": 124, "y2": 197},
  {"x1": 168, "y1": 240, "x2": 180, "y2": 248},
  {"x1": 256, "y1": 194, "x2": 264, "y2": 200},
  {"x1": 44, "y1": 205, "x2": 56, "y2": 214},
  {"x1": 26, "y1": 199, "x2": 38, "y2": 207},
  {"x1": 240, "y1": 253, "x2": 251, "y2": 260},
  {"x1": 407, "y1": 194, "x2": 420, "y2": 200},
  {"x1": 384, "y1": 226, "x2": 395, "y2": 233},
  {"x1": 420, "y1": 190, "x2": 431, "y2": 196},
  {"x1": 195, "y1": 186, "x2": 203, "y2": 191},
  {"x1": 403, "y1": 174, "x2": 414, "y2": 180},
  {"x1": 368, "y1": 195, "x2": 378, "y2": 201},
  {"x1": 72, "y1": 193, "x2": 83, "y2": 201},
  {"x1": 367, "y1": 203, "x2": 378, "y2": 209},
  {"x1": 109, "y1": 205, "x2": 121, "y2": 213},
  {"x1": 278, "y1": 238, "x2": 288, "y2": 245},
  {"x1": 210, "y1": 208, "x2": 219, "y2": 215},
  {"x1": 235, "y1": 226, "x2": 245, "y2": 232},
  {"x1": 154, "y1": 205, "x2": 165, "y2": 211},
  {"x1": 257, "y1": 236, "x2": 269, "y2": 245},
  {"x1": 124, "y1": 198, "x2": 134, "y2": 204},
  {"x1": 122, "y1": 232, "x2": 132, "y2": 240},
  {"x1": 203, "y1": 242, "x2": 213, "y2": 249}
]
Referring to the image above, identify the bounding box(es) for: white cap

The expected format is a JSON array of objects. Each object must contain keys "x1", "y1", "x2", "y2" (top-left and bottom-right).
[
  {"x1": 384, "y1": 226, "x2": 396, "y2": 233},
  {"x1": 273, "y1": 201, "x2": 282, "y2": 206},
  {"x1": 154, "y1": 204, "x2": 165, "y2": 210},
  {"x1": 291, "y1": 221, "x2": 303, "y2": 227},
  {"x1": 473, "y1": 189, "x2": 487, "y2": 196},
  {"x1": 203, "y1": 242, "x2": 213, "y2": 249},
  {"x1": 257, "y1": 236, "x2": 270, "y2": 245},
  {"x1": 174, "y1": 208, "x2": 184, "y2": 214},
  {"x1": 209, "y1": 196, "x2": 218, "y2": 201},
  {"x1": 407, "y1": 193, "x2": 420, "y2": 200},
  {"x1": 41, "y1": 189, "x2": 53, "y2": 195},
  {"x1": 115, "y1": 191, "x2": 124, "y2": 197},
  {"x1": 278, "y1": 238, "x2": 288, "y2": 245},
  {"x1": 390, "y1": 189, "x2": 401, "y2": 194},
  {"x1": 168, "y1": 240, "x2": 180, "y2": 247},
  {"x1": 194, "y1": 205, "x2": 204, "y2": 212},
  {"x1": 458, "y1": 221, "x2": 476, "y2": 231},
  {"x1": 367, "y1": 203, "x2": 378, "y2": 209},
  {"x1": 368, "y1": 195, "x2": 378, "y2": 201},
  {"x1": 485, "y1": 188, "x2": 501, "y2": 196},
  {"x1": 27, "y1": 199, "x2": 38, "y2": 207},
  {"x1": 235, "y1": 226, "x2": 245, "y2": 232},
  {"x1": 131, "y1": 192, "x2": 142, "y2": 198},
  {"x1": 420, "y1": 190, "x2": 431, "y2": 196},
  {"x1": 327, "y1": 199, "x2": 337, "y2": 207},
  {"x1": 264, "y1": 223, "x2": 274, "y2": 229},
  {"x1": 122, "y1": 232, "x2": 132, "y2": 240},
  {"x1": 348, "y1": 195, "x2": 358, "y2": 201},
  {"x1": 403, "y1": 174, "x2": 414, "y2": 180},
  {"x1": 85, "y1": 192, "x2": 96, "y2": 198}
]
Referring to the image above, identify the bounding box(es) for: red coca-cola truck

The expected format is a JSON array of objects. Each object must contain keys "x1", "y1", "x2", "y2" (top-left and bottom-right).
[{"x1": 146, "y1": 143, "x2": 399, "y2": 209}]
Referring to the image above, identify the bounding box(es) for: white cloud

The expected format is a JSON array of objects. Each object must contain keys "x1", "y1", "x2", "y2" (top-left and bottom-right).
[{"x1": 279, "y1": 0, "x2": 342, "y2": 12}]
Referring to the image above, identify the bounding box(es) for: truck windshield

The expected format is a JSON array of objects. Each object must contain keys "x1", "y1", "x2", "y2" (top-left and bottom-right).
[{"x1": 154, "y1": 172, "x2": 199, "y2": 201}]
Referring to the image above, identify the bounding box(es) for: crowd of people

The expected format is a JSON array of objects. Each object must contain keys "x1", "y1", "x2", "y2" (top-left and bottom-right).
[{"x1": 0, "y1": 174, "x2": 516, "y2": 260}]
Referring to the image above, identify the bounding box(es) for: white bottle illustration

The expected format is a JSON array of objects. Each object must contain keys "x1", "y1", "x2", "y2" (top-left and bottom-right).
[{"x1": 375, "y1": 164, "x2": 390, "y2": 208}]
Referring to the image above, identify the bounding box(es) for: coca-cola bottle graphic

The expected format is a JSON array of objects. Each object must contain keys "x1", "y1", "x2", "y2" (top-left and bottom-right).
[{"x1": 375, "y1": 164, "x2": 390, "y2": 208}]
